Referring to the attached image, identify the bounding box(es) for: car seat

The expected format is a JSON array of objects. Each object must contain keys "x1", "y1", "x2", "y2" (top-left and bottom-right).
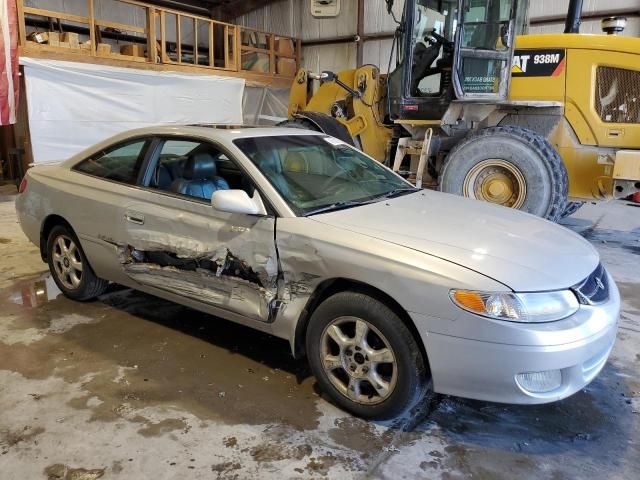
[{"x1": 170, "y1": 153, "x2": 229, "y2": 200}]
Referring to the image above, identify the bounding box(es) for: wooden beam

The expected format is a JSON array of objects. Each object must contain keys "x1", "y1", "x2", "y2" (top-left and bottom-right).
[
  {"x1": 208, "y1": 21, "x2": 214, "y2": 67},
  {"x1": 176, "y1": 14, "x2": 181, "y2": 63},
  {"x1": 211, "y1": 0, "x2": 275, "y2": 22},
  {"x1": 160, "y1": 11, "x2": 167, "y2": 62},
  {"x1": 19, "y1": 45, "x2": 296, "y2": 87},
  {"x1": 16, "y1": 0, "x2": 26, "y2": 46},
  {"x1": 147, "y1": 7, "x2": 157, "y2": 63},
  {"x1": 269, "y1": 34, "x2": 275, "y2": 75},
  {"x1": 87, "y1": 0, "x2": 96, "y2": 55},
  {"x1": 223, "y1": 25, "x2": 229, "y2": 69},
  {"x1": 23, "y1": 7, "x2": 89, "y2": 24},
  {"x1": 193, "y1": 18, "x2": 197, "y2": 65},
  {"x1": 234, "y1": 26, "x2": 241, "y2": 71},
  {"x1": 94, "y1": 19, "x2": 146, "y2": 34}
]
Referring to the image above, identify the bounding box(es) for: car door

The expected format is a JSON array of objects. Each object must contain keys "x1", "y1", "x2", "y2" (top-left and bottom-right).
[
  {"x1": 67, "y1": 136, "x2": 156, "y2": 283},
  {"x1": 114, "y1": 137, "x2": 279, "y2": 323}
]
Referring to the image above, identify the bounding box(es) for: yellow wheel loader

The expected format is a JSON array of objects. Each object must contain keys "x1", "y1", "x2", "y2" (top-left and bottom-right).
[{"x1": 282, "y1": 0, "x2": 640, "y2": 221}]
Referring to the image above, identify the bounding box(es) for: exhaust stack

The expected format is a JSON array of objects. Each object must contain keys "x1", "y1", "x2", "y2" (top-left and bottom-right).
[{"x1": 564, "y1": 0, "x2": 584, "y2": 33}]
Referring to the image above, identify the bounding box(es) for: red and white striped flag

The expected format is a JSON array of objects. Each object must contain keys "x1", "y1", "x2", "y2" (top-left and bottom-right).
[{"x1": 0, "y1": 0, "x2": 19, "y2": 125}]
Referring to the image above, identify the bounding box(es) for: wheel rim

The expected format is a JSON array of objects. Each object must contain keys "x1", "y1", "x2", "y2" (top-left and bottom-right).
[
  {"x1": 52, "y1": 234, "x2": 83, "y2": 290},
  {"x1": 463, "y1": 159, "x2": 527, "y2": 209},
  {"x1": 320, "y1": 316, "x2": 398, "y2": 405}
]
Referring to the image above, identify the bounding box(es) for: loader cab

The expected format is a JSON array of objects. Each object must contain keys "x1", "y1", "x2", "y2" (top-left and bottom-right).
[{"x1": 387, "y1": 0, "x2": 521, "y2": 121}]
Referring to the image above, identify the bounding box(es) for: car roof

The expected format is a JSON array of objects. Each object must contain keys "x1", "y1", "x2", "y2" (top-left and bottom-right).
[
  {"x1": 59, "y1": 125, "x2": 326, "y2": 166},
  {"x1": 122, "y1": 125, "x2": 325, "y2": 141}
]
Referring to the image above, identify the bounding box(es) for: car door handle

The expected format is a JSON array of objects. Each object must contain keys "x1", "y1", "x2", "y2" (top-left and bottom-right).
[{"x1": 125, "y1": 212, "x2": 145, "y2": 225}]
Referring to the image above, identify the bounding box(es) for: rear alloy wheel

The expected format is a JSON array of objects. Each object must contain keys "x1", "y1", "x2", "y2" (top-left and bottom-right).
[
  {"x1": 47, "y1": 225, "x2": 108, "y2": 301},
  {"x1": 440, "y1": 126, "x2": 568, "y2": 222},
  {"x1": 51, "y1": 234, "x2": 83, "y2": 290},
  {"x1": 306, "y1": 291, "x2": 430, "y2": 419}
]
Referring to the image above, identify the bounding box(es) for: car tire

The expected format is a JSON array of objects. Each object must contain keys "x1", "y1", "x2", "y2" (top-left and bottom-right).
[
  {"x1": 440, "y1": 126, "x2": 568, "y2": 222},
  {"x1": 47, "y1": 224, "x2": 108, "y2": 301},
  {"x1": 306, "y1": 291, "x2": 430, "y2": 419}
]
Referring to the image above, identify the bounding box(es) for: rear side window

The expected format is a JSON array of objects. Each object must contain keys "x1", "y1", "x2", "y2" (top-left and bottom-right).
[{"x1": 74, "y1": 140, "x2": 148, "y2": 185}]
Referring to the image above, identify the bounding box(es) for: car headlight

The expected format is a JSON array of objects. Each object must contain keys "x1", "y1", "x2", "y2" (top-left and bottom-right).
[{"x1": 450, "y1": 289, "x2": 579, "y2": 323}]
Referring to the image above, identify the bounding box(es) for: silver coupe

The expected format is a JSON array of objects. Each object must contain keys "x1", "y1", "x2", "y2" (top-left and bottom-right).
[{"x1": 15, "y1": 126, "x2": 620, "y2": 419}]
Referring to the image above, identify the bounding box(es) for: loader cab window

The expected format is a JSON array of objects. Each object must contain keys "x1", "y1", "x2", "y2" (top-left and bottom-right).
[
  {"x1": 409, "y1": 0, "x2": 458, "y2": 97},
  {"x1": 456, "y1": 0, "x2": 517, "y2": 96}
]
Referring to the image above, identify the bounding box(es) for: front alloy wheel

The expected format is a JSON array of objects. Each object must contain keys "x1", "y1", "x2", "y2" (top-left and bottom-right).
[
  {"x1": 307, "y1": 291, "x2": 430, "y2": 419},
  {"x1": 321, "y1": 316, "x2": 398, "y2": 405}
]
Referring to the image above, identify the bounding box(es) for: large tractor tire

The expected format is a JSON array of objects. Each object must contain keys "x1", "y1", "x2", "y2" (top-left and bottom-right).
[
  {"x1": 560, "y1": 201, "x2": 585, "y2": 219},
  {"x1": 278, "y1": 112, "x2": 355, "y2": 146},
  {"x1": 439, "y1": 126, "x2": 568, "y2": 222}
]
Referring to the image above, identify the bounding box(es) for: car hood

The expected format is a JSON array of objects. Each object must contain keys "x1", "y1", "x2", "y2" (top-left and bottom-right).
[{"x1": 311, "y1": 191, "x2": 599, "y2": 291}]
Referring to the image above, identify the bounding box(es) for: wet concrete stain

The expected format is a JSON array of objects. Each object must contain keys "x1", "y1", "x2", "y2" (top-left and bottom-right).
[
  {"x1": 0, "y1": 237, "x2": 11, "y2": 244},
  {"x1": 0, "y1": 274, "x2": 320, "y2": 431},
  {"x1": 579, "y1": 224, "x2": 640, "y2": 256},
  {"x1": 248, "y1": 443, "x2": 312, "y2": 462},
  {"x1": 0, "y1": 425, "x2": 45, "y2": 453},
  {"x1": 44, "y1": 464, "x2": 105, "y2": 480},
  {"x1": 618, "y1": 282, "x2": 640, "y2": 313},
  {"x1": 210, "y1": 460, "x2": 241, "y2": 478}
]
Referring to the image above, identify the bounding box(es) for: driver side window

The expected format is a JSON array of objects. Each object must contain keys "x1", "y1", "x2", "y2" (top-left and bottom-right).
[{"x1": 147, "y1": 139, "x2": 258, "y2": 202}]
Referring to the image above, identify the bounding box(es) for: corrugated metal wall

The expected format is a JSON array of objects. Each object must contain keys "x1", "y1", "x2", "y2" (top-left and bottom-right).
[{"x1": 235, "y1": 0, "x2": 639, "y2": 74}]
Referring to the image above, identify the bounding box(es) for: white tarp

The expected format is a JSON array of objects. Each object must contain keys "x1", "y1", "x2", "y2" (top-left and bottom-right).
[{"x1": 20, "y1": 58, "x2": 245, "y2": 162}]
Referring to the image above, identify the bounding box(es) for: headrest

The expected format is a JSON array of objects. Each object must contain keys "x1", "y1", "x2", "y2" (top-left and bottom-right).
[
  {"x1": 283, "y1": 152, "x2": 309, "y2": 173},
  {"x1": 254, "y1": 151, "x2": 282, "y2": 173},
  {"x1": 183, "y1": 153, "x2": 217, "y2": 180}
]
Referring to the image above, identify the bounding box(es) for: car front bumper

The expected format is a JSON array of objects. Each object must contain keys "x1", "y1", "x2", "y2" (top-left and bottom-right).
[{"x1": 413, "y1": 273, "x2": 620, "y2": 404}]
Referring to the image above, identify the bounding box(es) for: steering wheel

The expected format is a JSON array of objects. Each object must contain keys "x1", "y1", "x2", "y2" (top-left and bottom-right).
[{"x1": 425, "y1": 30, "x2": 452, "y2": 47}]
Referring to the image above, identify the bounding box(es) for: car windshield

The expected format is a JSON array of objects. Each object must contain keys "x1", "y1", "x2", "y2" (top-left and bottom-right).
[{"x1": 234, "y1": 135, "x2": 416, "y2": 215}]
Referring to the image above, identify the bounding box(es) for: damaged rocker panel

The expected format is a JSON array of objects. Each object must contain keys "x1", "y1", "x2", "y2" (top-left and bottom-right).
[{"x1": 115, "y1": 241, "x2": 280, "y2": 323}]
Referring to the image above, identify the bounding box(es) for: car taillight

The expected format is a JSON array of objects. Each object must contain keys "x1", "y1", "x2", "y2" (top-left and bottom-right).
[{"x1": 18, "y1": 176, "x2": 27, "y2": 193}]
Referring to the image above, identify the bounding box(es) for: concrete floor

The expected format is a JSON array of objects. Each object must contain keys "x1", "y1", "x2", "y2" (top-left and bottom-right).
[{"x1": 0, "y1": 194, "x2": 639, "y2": 480}]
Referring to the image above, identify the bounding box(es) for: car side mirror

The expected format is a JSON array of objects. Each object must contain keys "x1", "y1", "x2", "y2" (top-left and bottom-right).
[{"x1": 211, "y1": 189, "x2": 267, "y2": 216}]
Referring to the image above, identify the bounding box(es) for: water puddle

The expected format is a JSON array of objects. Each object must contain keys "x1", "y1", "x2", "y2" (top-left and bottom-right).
[{"x1": 3, "y1": 273, "x2": 62, "y2": 309}]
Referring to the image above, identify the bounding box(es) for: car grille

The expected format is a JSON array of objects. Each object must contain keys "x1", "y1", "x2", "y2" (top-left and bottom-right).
[{"x1": 572, "y1": 263, "x2": 609, "y2": 306}]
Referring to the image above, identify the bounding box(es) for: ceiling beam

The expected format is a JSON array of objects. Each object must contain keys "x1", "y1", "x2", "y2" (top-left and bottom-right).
[{"x1": 211, "y1": 0, "x2": 277, "y2": 22}]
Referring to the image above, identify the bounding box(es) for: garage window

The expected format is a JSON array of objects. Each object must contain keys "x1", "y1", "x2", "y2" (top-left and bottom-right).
[{"x1": 74, "y1": 140, "x2": 148, "y2": 185}]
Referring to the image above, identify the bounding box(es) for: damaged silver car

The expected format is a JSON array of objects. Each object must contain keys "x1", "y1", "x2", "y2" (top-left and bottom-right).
[{"x1": 16, "y1": 126, "x2": 620, "y2": 419}]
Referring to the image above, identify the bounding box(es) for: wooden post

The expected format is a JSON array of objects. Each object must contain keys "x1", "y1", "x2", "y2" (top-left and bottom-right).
[
  {"x1": 234, "y1": 26, "x2": 241, "y2": 71},
  {"x1": 147, "y1": 7, "x2": 157, "y2": 63},
  {"x1": 87, "y1": 0, "x2": 96, "y2": 55},
  {"x1": 193, "y1": 18, "x2": 197, "y2": 65},
  {"x1": 176, "y1": 14, "x2": 181, "y2": 63},
  {"x1": 269, "y1": 34, "x2": 276, "y2": 75},
  {"x1": 223, "y1": 25, "x2": 229, "y2": 69},
  {"x1": 296, "y1": 38, "x2": 301, "y2": 70},
  {"x1": 160, "y1": 11, "x2": 167, "y2": 62},
  {"x1": 208, "y1": 22, "x2": 214, "y2": 67},
  {"x1": 16, "y1": 0, "x2": 26, "y2": 47}
]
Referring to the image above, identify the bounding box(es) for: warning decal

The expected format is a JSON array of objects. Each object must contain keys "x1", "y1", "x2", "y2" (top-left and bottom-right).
[{"x1": 512, "y1": 49, "x2": 566, "y2": 77}]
